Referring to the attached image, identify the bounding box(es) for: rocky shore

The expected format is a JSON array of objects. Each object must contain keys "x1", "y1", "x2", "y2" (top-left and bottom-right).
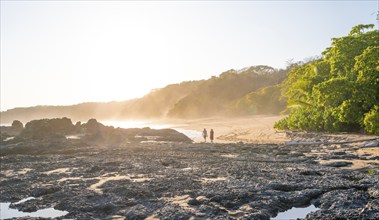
[{"x1": 1, "y1": 118, "x2": 378, "y2": 219}]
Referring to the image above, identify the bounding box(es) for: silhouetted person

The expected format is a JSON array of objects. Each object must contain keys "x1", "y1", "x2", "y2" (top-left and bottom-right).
[
  {"x1": 210, "y1": 129, "x2": 214, "y2": 143},
  {"x1": 202, "y1": 128, "x2": 208, "y2": 142}
]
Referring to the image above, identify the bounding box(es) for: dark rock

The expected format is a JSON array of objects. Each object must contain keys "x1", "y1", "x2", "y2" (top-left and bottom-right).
[
  {"x1": 19, "y1": 117, "x2": 75, "y2": 139},
  {"x1": 322, "y1": 161, "x2": 353, "y2": 167},
  {"x1": 125, "y1": 204, "x2": 150, "y2": 220},
  {"x1": 82, "y1": 118, "x2": 102, "y2": 134},
  {"x1": 86, "y1": 165, "x2": 103, "y2": 173},
  {"x1": 188, "y1": 198, "x2": 201, "y2": 206},
  {"x1": 300, "y1": 170, "x2": 323, "y2": 176},
  {"x1": 11, "y1": 120, "x2": 24, "y2": 131},
  {"x1": 31, "y1": 186, "x2": 61, "y2": 197},
  {"x1": 289, "y1": 152, "x2": 305, "y2": 157},
  {"x1": 266, "y1": 183, "x2": 304, "y2": 192},
  {"x1": 318, "y1": 189, "x2": 368, "y2": 210},
  {"x1": 0, "y1": 120, "x2": 24, "y2": 137},
  {"x1": 331, "y1": 151, "x2": 346, "y2": 155},
  {"x1": 321, "y1": 154, "x2": 359, "y2": 160},
  {"x1": 94, "y1": 202, "x2": 118, "y2": 214}
]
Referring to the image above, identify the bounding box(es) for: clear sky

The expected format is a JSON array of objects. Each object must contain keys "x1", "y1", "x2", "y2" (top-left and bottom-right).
[{"x1": 1, "y1": 0, "x2": 377, "y2": 111}]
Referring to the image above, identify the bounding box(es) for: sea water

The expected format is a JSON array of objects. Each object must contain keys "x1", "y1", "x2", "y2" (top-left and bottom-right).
[
  {"x1": 271, "y1": 204, "x2": 319, "y2": 220},
  {"x1": 0, "y1": 198, "x2": 68, "y2": 219},
  {"x1": 101, "y1": 120, "x2": 202, "y2": 141},
  {"x1": 101, "y1": 120, "x2": 173, "y2": 129}
]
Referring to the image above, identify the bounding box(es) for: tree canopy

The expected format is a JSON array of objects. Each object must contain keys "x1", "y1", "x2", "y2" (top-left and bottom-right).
[{"x1": 275, "y1": 24, "x2": 379, "y2": 134}]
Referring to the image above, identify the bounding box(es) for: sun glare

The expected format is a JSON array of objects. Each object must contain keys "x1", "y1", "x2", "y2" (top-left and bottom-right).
[{"x1": 101, "y1": 120, "x2": 173, "y2": 129}]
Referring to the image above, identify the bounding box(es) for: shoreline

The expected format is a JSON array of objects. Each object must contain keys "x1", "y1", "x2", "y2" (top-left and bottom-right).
[{"x1": 1, "y1": 115, "x2": 378, "y2": 219}]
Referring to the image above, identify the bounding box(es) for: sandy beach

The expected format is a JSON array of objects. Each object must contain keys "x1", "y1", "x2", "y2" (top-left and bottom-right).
[
  {"x1": 164, "y1": 115, "x2": 289, "y2": 144},
  {"x1": 169, "y1": 115, "x2": 379, "y2": 170},
  {"x1": 166, "y1": 115, "x2": 377, "y2": 145}
]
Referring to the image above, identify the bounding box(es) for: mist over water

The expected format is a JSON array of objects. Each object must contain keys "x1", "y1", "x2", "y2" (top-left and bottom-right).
[
  {"x1": 101, "y1": 120, "x2": 173, "y2": 129},
  {"x1": 101, "y1": 120, "x2": 202, "y2": 141}
]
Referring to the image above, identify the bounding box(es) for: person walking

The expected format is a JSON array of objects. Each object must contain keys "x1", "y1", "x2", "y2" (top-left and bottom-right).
[
  {"x1": 202, "y1": 128, "x2": 208, "y2": 142},
  {"x1": 210, "y1": 129, "x2": 214, "y2": 143}
]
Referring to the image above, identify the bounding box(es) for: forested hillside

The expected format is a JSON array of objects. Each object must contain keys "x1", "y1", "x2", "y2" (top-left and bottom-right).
[
  {"x1": 167, "y1": 66, "x2": 287, "y2": 117},
  {"x1": 275, "y1": 24, "x2": 379, "y2": 134},
  {"x1": 229, "y1": 84, "x2": 286, "y2": 115},
  {"x1": 1, "y1": 66, "x2": 287, "y2": 123}
]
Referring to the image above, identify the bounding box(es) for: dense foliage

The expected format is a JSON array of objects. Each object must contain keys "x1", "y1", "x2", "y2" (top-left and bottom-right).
[
  {"x1": 228, "y1": 84, "x2": 286, "y2": 115},
  {"x1": 275, "y1": 24, "x2": 379, "y2": 134},
  {"x1": 167, "y1": 66, "x2": 287, "y2": 118}
]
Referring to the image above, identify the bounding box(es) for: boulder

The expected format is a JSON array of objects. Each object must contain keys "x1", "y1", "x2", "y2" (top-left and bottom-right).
[
  {"x1": 19, "y1": 117, "x2": 75, "y2": 139},
  {"x1": 11, "y1": 120, "x2": 24, "y2": 132}
]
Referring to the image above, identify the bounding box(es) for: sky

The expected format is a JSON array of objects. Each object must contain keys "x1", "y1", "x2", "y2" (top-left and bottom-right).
[{"x1": 1, "y1": 0, "x2": 378, "y2": 111}]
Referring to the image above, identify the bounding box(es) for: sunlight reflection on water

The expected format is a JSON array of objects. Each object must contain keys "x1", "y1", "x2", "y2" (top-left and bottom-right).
[
  {"x1": 271, "y1": 204, "x2": 319, "y2": 220},
  {"x1": 101, "y1": 120, "x2": 202, "y2": 140},
  {"x1": 101, "y1": 120, "x2": 173, "y2": 129},
  {"x1": 0, "y1": 198, "x2": 68, "y2": 220}
]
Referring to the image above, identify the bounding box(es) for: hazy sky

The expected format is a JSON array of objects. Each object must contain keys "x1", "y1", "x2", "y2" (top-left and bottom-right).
[{"x1": 1, "y1": 1, "x2": 377, "y2": 111}]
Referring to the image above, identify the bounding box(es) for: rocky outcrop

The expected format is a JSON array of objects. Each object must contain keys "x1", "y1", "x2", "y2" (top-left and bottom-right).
[
  {"x1": 1, "y1": 126, "x2": 378, "y2": 219},
  {"x1": 1, "y1": 142, "x2": 377, "y2": 219},
  {"x1": 0, "y1": 120, "x2": 24, "y2": 139},
  {"x1": 80, "y1": 119, "x2": 192, "y2": 144},
  {"x1": 0, "y1": 117, "x2": 192, "y2": 156},
  {"x1": 19, "y1": 117, "x2": 76, "y2": 139}
]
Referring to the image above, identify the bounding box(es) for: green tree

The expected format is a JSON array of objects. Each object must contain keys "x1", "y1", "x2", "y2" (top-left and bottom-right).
[{"x1": 275, "y1": 24, "x2": 379, "y2": 134}]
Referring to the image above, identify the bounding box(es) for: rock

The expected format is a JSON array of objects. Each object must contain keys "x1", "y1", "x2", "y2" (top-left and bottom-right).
[
  {"x1": 11, "y1": 120, "x2": 24, "y2": 132},
  {"x1": 322, "y1": 161, "x2": 353, "y2": 167},
  {"x1": 31, "y1": 186, "x2": 61, "y2": 197},
  {"x1": 318, "y1": 189, "x2": 368, "y2": 210},
  {"x1": 331, "y1": 151, "x2": 346, "y2": 155},
  {"x1": 86, "y1": 165, "x2": 103, "y2": 173},
  {"x1": 188, "y1": 198, "x2": 201, "y2": 206},
  {"x1": 368, "y1": 187, "x2": 379, "y2": 198},
  {"x1": 361, "y1": 140, "x2": 379, "y2": 147},
  {"x1": 0, "y1": 120, "x2": 24, "y2": 137},
  {"x1": 94, "y1": 202, "x2": 118, "y2": 214},
  {"x1": 125, "y1": 205, "x2": 150, "y2": 220},
  {"x1": 266, "y1": 183, "x2": 304, "y2": 192},
  {"x1": 74, "y1": 121, "x2": 82, "y2": 131},
  {"x1": 19, "y1": 117, "x2": 75, "y2": 139},
  {"x1": 365, "y1": 199, "x2": 379, "y2": 211},
  {"x1": 82, "y1": 118, "x2": 102, "y2": 134},
  {"x1": 299, "y1": 170, "x2": 322, "y2": 176},
  {"x1": 321, "y1": 154, "x2": 359, "y2": 160},
  {"x1": 80, "y1": 119, "x2": 192, "y2": 144}
]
